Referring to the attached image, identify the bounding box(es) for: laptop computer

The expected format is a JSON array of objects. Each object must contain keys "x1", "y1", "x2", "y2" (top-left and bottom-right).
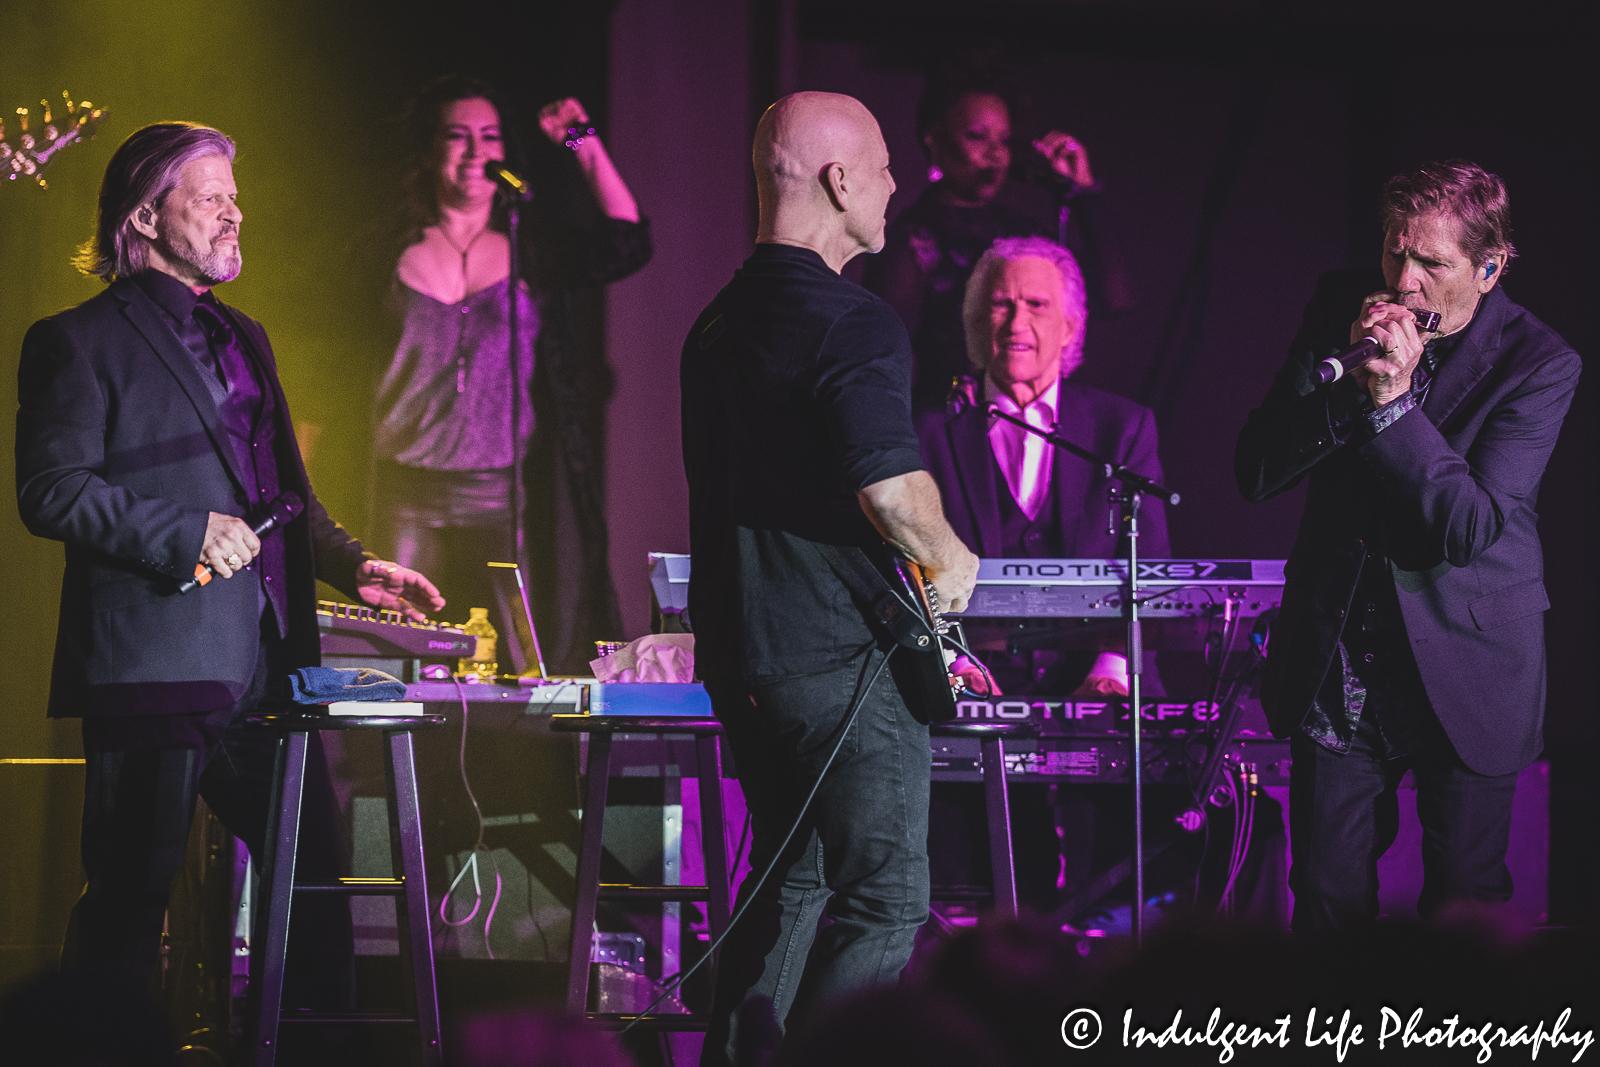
[{"x1": 486, "y1": 561, "x2": 548, "y2": 679}]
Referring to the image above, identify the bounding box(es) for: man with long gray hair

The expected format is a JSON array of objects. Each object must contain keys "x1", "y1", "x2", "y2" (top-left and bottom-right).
[
  {"x1": 914, "y1": 235, "x2": 1170, "y2": 914},
  {"x1": 15, "y1": 122, "x2": 444, "y2": 1003}
]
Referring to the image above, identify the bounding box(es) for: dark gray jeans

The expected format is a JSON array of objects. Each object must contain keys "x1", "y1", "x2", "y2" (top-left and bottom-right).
[{"x1": 700, "y1": 647, "x2": 930, "y2": 1066}]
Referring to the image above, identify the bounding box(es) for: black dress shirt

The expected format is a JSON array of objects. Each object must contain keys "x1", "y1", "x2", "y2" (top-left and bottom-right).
[
  {"x1": 131, "y1": 270, "x2": 285, "y2": 633},
  {"x1": 131, "y1": 269, "x2": 217, "y2": 380}
]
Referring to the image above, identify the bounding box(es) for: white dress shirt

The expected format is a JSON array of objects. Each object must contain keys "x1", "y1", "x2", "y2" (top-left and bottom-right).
[
  {"x1": 986, "y1": 374, "x2": 1060, "y2": 521},
  {"x1": 975, "y1": 372, "x2": 1127, "y2": 690}
]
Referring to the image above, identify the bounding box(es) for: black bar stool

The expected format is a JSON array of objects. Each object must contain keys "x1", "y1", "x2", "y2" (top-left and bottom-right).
[
  {"x1": 930, "y1": 721, "x2": 1037, "y2": 918},
  {"x1": 247, "y1": 711, "x2": 447, "y2": 1067},
  {"x1": 548, "y1": 714, "x2": 731, "y2": 1029}
]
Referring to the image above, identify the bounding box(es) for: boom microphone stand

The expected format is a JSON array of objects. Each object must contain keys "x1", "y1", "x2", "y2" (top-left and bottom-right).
[
  {"x1": 496, "y1": 175, "x2": 535, "y2": 573},
  {"x1": 985, "y1": 404, "x2": 1179, "y2": 944}
]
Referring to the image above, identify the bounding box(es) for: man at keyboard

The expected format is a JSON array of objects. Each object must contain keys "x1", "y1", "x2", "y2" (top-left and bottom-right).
[
  {"x1": 1235, "y1": 161, "x2": 1581, "y2": 933},
  {"x1": 916, "y1": 235, "x2": 1170, "y2": 697},
  {"x1": 914, "y1": 235, "x2": 1173, "y2": 915}
]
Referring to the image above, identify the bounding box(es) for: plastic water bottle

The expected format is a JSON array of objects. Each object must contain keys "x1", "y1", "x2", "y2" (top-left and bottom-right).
[{"x1": 458, "y1": 608, "x2": 498, "y2": 682}]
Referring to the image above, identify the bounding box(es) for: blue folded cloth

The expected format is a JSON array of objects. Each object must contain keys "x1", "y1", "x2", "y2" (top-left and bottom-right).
[{"x1": 288, "y1": 666, "x2": 407, "y2": 704}]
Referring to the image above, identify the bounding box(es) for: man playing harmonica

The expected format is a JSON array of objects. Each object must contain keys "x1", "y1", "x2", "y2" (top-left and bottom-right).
[{"x1": 1235, "y1": 160, "x2": 1581, "y2": 933}]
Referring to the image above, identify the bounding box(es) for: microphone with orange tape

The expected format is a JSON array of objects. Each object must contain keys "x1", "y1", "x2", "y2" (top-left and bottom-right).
[{"x1": 178, "y1": 491, "x2": 303, "y2": 594}]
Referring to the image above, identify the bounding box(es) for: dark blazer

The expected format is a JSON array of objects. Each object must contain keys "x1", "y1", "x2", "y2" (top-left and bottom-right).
[
  {"x1": 1235, "y1": 270, "x2": 1581, "y2": 776},
  {"x1": 915, "y1": 379, "x2": 1171, "y2": 560},
  {"x1": 16, "y1": 277, "x2": 370, "y2": 718}
]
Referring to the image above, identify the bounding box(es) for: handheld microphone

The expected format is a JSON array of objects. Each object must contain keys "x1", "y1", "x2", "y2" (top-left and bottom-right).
[
  {"x1": 483, "y1": 159, "x2": 533, "y2": 201},
  {"x1": 178, "y1": 491, "x2": 304, "y2": 594},
  {"x1": 1011, "y1": 142, "x2": 1079, "y2": 193},
  {"x1": 1315, "y1": 308, "x2": 1442, "y2": 384}
]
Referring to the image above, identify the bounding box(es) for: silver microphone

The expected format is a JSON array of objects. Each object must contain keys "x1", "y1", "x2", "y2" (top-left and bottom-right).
[{"x1": 1316, "y1": 308, "x2": 1442, "y2": 385}]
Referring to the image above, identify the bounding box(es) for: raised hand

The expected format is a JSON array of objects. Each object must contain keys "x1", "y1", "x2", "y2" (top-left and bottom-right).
[
  {"x1": 538, "y1": 98, "x2": 592, "y2": 147},
  {"x1": 1033, "y1": 130, "x2": 1094, "y2": 187},
  {"x1": 1351, "y1": 291, "x2": 1426, "y2": 406}
]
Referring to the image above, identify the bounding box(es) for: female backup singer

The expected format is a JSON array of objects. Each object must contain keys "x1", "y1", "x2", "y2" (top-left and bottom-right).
[
  {"x1": 371, "y1": 76, "x2": 649, "y2": 666},
  {"x1": 864, "y1": 71, "x2": 1129, "y2": 409}
]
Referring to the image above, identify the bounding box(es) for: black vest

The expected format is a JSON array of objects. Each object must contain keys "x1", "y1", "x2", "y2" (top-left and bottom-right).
[
  {"x1": 993, "y1": 451, "x2": 1064, "y2": 558},
  {"x1": 195, "y1": 308, "x2": 288, "y2": 636}
]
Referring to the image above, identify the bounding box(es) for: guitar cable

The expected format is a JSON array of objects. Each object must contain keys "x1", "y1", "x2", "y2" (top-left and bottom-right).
[
  {"x1": 618, "y1": 574, "x2": 969, "y2": 1035},
  {"x1": 438, "y1": 675, "x2": 505, "y2": 959},
  {"x1": 617, "y1": 644, "x2": 900, "y2": 1039}
]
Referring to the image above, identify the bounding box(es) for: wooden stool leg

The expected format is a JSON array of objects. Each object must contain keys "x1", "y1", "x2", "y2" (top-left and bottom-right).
[
  {"x1": 695, "y1": 733, "x2": 731, "y2": 984},
  {"x1": 387, "y1": 729, "x2": 443, "y2": 1066},
  {"x1": 254, "y1": 729, "x2": 308, "y2": 1067},
  {"x1": 565, "y1": 732, "x2": 614, "y2": 1015},
  {"x1": 980, "y1": 735, "x2": 1018, "y2": 918}
]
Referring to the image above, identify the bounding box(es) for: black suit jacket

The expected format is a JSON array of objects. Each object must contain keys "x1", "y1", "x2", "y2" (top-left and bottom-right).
[
  {"x1": 916, "y1": 379, "x2": 1171, "y2": 560},
  {"x1": 1235, "y1": 270, "x2": 1581, "y2": 776},
  {"x1": 16, "y1": 277, "x2": 370, "y2": 718}
]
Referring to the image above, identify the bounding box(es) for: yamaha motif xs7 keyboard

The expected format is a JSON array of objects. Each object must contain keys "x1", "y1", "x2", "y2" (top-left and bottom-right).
[
  {"x1": 960, "y1": 558, "x2": 1285, "y2": 619},
  {"x1": 648, "y1": 553, "x2": 1285, "y2": 622}
]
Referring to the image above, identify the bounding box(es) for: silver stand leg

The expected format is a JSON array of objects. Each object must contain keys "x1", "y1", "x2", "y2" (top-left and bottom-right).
[
  {"x1": 696, "y1": 732, "x2": 731, "y2": 987},
  {"x1": 980, "y1": 735, "x2": 1018, "y2": 918},
  {"x1": 566, "y1": 732, "x2": 614, "y2": 1014}
]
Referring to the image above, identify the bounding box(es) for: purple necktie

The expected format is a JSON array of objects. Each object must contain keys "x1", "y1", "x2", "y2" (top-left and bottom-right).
[
  {"x1": 192, "y1": 301, "x2": 257, "y2": 400},
  {"x1": 191, "y1": 299, "x2": 288, "y2": 635}
]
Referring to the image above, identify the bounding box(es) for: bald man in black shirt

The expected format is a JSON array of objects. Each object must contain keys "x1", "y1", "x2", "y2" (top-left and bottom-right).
[{"x1": 683, "y1": 92, "x2": 977, "y2": 1065}]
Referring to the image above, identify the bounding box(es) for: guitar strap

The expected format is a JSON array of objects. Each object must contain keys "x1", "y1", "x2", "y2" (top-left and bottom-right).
[
  {"x1": 813, "y1": 541, "x2": 958, "y2": 725},
  {"x1": 811, "y1": 542, "x2": 937, "y2": 653}
]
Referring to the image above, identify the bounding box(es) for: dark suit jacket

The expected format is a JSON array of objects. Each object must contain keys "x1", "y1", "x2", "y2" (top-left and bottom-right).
[
  {"x1": 1235, "y1": 270, "x2": 1581, "y2": 776},
  {"x1": 916, "y1": 379, "x2": 1170, "y2": 560},
  {"x1": 16, "y1": 277, "x2": 370, "y2": 718}
]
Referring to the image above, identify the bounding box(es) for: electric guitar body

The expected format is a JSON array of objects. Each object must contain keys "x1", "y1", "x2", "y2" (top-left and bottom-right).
[
  {"x1": 870, "y1": 553, "x2": 962, "y2": 724},
  {"x1": 815, "y1": 541, "x2": 964, "y2": 724}
]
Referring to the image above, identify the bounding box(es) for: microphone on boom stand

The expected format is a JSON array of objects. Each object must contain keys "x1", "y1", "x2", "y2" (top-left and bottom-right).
[{"x1": 484, "y1": 159, "x2": 533, "y2": 201}]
